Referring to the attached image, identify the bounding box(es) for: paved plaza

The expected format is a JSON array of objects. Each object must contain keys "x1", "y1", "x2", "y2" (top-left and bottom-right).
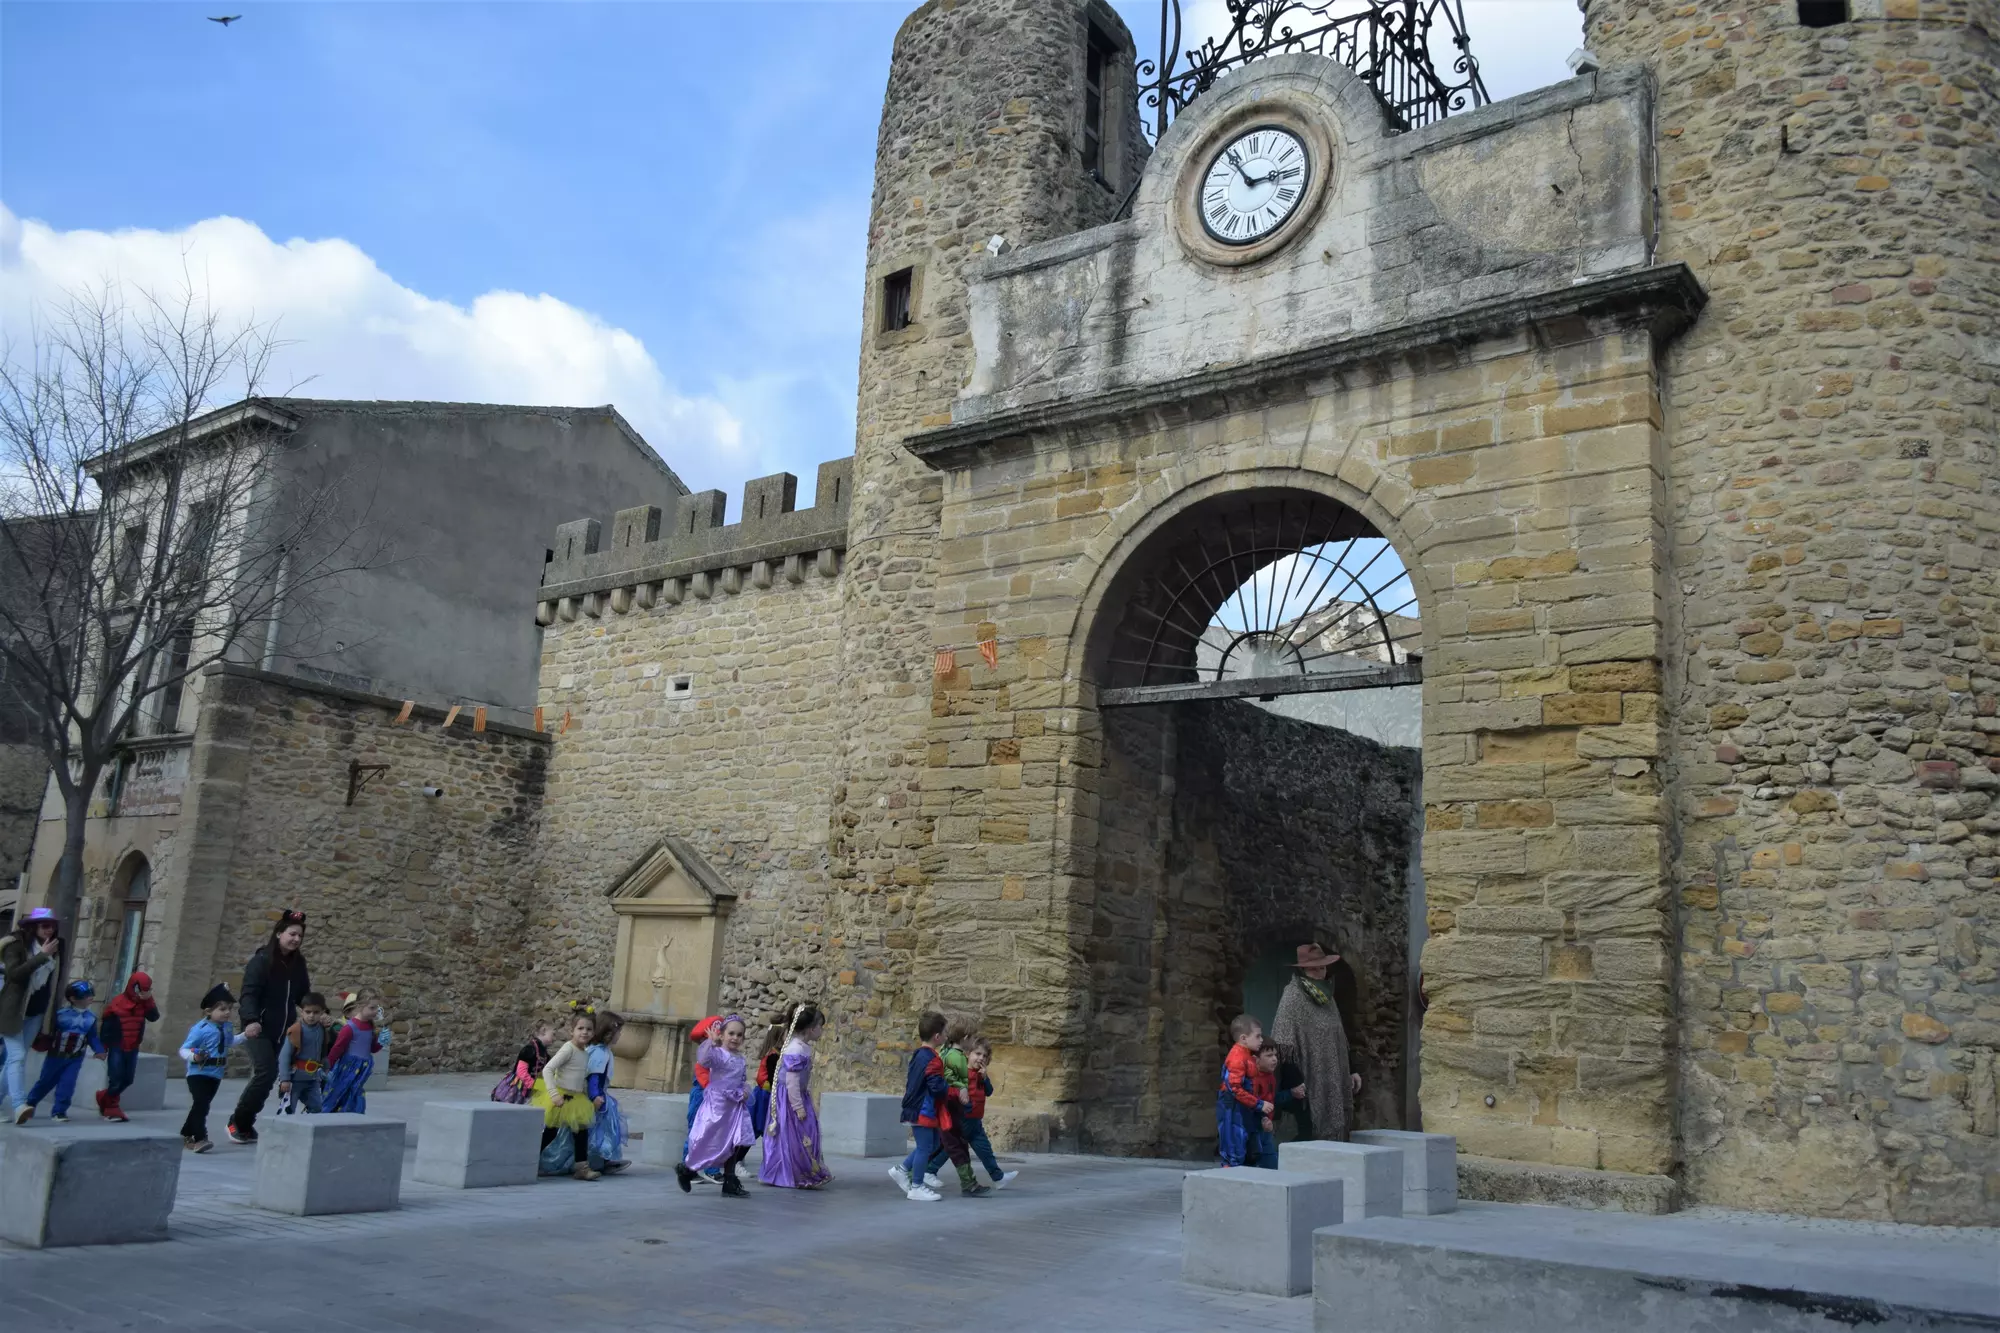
[{"x1": 0, "y1": 1074, "x2": 1311, "y2": 1333}]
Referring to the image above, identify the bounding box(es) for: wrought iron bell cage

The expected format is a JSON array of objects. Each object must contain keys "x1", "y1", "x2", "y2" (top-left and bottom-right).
[{"x1": 1140, "y1": 0, "x2": 1491, "y2": 138}]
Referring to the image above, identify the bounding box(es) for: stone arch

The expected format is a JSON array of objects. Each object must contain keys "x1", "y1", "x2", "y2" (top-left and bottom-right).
[
  {"x1": 1058, "y1": 462, "x2": 1429, "y2": 1156},
  {"x1": 107, "y1": 850, "x2": 151, "y2": 988}
]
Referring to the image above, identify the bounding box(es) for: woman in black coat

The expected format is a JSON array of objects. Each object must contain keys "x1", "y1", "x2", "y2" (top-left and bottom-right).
[{"x1": 227, "y1": 910, "x2": 311, "y2": 1143}]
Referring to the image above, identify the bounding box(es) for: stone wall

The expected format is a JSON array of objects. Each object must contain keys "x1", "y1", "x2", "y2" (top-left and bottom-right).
[
  {"x1": 142, "y1": 667, "x2": 548, "y2": 1073},
  {"x1": 0, "y1": 742, "x2": 46, "y2": 901},
  {"x1": 1583, "y1": 0, "x2": 1999, "y2": 1224},
  {"x1": 826, "y1": 0, "x2": 1152, "y2": 1087},
  {"x1": 530, "y1": 558, "x2": 848, "y2": 1026}
]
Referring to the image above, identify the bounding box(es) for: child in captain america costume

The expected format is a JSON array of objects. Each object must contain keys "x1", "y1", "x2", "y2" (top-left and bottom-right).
[
  {"x1": 20, "y1": 981, "x2": 105, "y2": 1122},
  {"x1": 1217, "y1": 1014, "x2": 1275, "y2": 1168}
]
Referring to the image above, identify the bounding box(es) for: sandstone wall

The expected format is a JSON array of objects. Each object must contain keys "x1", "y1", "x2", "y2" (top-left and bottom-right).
[
  {"x1": 145, "y1": 668, "x2": 547, "y2": 1073},
  {"x1": 531, "y1": 563, "x2": 848, "y2": 1026},
  {"x1": 827, "y1": 0, "x2": 1152, "y2": 1085},
  {"x1": 1583, "y1": 0, "x2": 1999, "y2": 1223}
]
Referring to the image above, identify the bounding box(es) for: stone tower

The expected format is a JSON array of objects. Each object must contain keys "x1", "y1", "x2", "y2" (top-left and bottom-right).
[
  {"x1": 825, "y1": 0, "x2": 1149, "y2": 1077},
  {"x1": 1582, "y1": 0, "x2": 1998, "y2": 1222}
]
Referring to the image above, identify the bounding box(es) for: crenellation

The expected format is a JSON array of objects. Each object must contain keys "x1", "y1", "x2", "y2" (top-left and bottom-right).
[{"x1": 538, "y1": 459, "x2": 853, "y2": 607}]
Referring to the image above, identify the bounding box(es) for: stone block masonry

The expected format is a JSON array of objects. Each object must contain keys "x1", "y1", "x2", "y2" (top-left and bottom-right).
[
  {"x1": 531, "y1": 525, "x2": 848, "y2": 1027},
  {"x1": 1582, "y1": 0, "x2": 2000, "y2": 1224},
  {"x1": 141, "y1": 665, "x2": 550, "y2": 1079}
]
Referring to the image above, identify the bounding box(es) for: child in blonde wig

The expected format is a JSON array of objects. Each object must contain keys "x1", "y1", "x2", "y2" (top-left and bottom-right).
[{"x1": 757, "y1": 1002, "x2": 832, "y2": 1189}]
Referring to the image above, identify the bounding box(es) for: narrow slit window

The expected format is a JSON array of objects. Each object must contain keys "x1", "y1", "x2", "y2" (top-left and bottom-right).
[
  {"x1": 670, "y1": 675, "x2": 693, "y2": 695},
  {"x1": 1084, "y1": 26, "x2": 1112, "y2": 179},
  {"x1": 1797, "y1": 0, "x2": 1847, "y2": 25},
  {"x1": 881, "y1": 268, "x2": 914, "y2": 332}
]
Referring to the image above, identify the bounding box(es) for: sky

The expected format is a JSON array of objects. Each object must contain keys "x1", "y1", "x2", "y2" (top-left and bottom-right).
[{"x1": 1, "y1": 1, "x2": 1581, "y2": 511}]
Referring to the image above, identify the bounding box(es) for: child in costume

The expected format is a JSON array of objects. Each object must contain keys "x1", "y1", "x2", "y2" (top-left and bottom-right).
[
  {"x1": 758, "y1": 1002, "x2": 833, "y2": 1190},
  {"x1": 892, "y1": 1011, "x2": 989, "y2": 1201},
  {"x1": 179, "y1": 984, "x2": 244, "y2": 1151},
  {"x1": 494, "y1": 1019, "x2": 555, "y2": 1104},
  {"x1": 920, "y1": 1018, "x2": 982, "y2": 1192},
  {"x1": 1250, "y1": 1043, "x2": 1305, "y2": 1168},
  {"x1": 927, "y1": 1035, "x2": 1016, "y2": 1189},
  {"x1": 677, "y1": 1015, "x2": 755, "y2": 1198},
  {"x1": 1217, "y1": 1014, "x2": 1275, "y2": 1168},
  {"x1": 586, "y1": 1009, "x2": 629, "y2": 1174},
  {"x1": 535, "y1": 1010, "x2": 601, "y2": 1180},
  {"x1": 20, "y1": 981, "x2": 105, "y2": 1123},
  {"x1": 321, "y1": 993, "x2": 384, "y2": 1113},
  {"x1": 278, "y1": 991, "x2": 335, "y2": 1114},
  {"x1": 749, "y1": 1016, "x2": 785, "y2": 1140},
  {"x1": 97, "y1": 970, "x2": 159, "y2": 1121},
  {"x1": 681, "y1": 1013, "x2": 723, "y2": 1182}
]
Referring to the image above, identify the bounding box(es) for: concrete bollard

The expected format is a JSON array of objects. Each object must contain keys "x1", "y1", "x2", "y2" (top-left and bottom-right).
[
  {"x1": 1277, "y1": 1140, "x2": 1404, "y2": 1223},
  {"x1": 818, "y1": 1092, "x2": 904, "y2": 1157},
  {"x1": 637, "y1": 1093, "x2": 691, "y2": 1167},
  {"x1": 117, "y1": 1053, "x2": 170, "y2": 1112},
  {"x1": 0, "y1": 1126, "x2": 182, "y2": 1247},
  {"x1": 251, "y1": 1113, "x2": 405, "y2": 1215},
  {"x1": 1352, "y1": 1129, "x2": 1458, "y2": 1215},
  {"x1": 414, "y1": 1101, "x2": 543, "y2": 1189},
  {"x1": 1182, "y1": 1167, "x2": 1345, "y2": 1297}
]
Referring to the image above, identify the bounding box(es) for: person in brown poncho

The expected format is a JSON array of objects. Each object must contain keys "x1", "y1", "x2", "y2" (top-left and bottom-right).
[{"x1": 1270, "y1": 942, "x2": 1361, "y2": 1141}]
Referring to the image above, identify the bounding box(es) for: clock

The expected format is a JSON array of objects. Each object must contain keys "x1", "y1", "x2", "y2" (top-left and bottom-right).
[{"x1": 1197, "y1": 125, "x2": 1312, "y2": 246}]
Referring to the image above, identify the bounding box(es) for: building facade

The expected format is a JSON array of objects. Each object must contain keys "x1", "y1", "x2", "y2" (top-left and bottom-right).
[{"x1": 528, "y1": 0, "x2": 1996, "y2": 1225}]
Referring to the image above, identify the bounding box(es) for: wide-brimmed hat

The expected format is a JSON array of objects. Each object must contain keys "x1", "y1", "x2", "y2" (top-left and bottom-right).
[
  {"x1": 337, "y1": 991, "x2": 363, "y2": 1012},
  {"x1": 1292, "y1": 943, "x2": 1340, "y2": 969}
]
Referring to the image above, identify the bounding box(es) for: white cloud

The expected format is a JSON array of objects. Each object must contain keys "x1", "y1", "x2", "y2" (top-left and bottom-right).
[{"x1": 0, "y1": 203, "x2": 742, "y2": 471}]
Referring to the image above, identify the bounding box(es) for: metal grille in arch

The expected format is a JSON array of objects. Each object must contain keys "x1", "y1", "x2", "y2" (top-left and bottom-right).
[{"x1": 1097, "y1": 492, "x2": 1422, "y2": 706}]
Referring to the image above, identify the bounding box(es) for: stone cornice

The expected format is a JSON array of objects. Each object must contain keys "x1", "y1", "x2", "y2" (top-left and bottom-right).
[{"x1": 906, "y1": 264, "x2": 1707, "y2": 470}]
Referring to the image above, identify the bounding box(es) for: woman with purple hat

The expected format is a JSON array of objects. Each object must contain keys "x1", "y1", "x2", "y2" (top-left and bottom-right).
[
  {"x1": 0, "y1": 907, "x2": 63, "y2": 1120},
  {"x1": 1270, "y1": 941, "x2": 1361, "y2": 1142}
]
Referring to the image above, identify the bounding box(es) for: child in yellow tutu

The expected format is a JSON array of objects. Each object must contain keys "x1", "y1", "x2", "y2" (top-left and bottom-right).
[{"x1": 534, "y1": 1010, "x2": 600, "y2": 1180}]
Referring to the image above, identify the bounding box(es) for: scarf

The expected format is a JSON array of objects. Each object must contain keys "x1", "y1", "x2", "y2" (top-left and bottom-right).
[{"x1": 1297, "y1": 975, "x2": 1331, "y2": 1007}]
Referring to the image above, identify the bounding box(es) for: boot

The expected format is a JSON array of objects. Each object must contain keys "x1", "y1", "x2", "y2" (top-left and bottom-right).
[
  {"x1": 95, "y1": 1090, "x2": 108, "y2": 1117},
  {"x1": 956, "y1": 1163, "x2": 991, "y2": 1198},
  {"x1": 572, "y1": 1162, "x2": 602, "y2": 1181},
  {"x1": 720, "y1": 1175, "x2": 748, "y2": 1198},
  {"x1": 104, "y1": 1095, "x2": 128, "y2": 1123}
]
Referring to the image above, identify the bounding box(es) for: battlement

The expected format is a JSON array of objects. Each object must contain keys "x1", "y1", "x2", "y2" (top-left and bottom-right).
[{"x1": 536, "y1": 458, "x2": 851, "y2": 624}]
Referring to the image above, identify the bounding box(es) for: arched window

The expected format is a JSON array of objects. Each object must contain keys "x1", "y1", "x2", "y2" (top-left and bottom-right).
[{"x1": 110, "y1": 854, "x2": 151, "y2": 989}]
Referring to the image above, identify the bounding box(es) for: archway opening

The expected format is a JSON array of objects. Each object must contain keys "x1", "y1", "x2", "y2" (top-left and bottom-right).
[{"x1": 1079, "y1": 486, "x2": 1424, "y2": 1157}]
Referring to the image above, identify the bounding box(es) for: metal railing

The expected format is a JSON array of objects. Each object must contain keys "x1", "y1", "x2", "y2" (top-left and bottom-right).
[{"x1": 1140, "y1": 0, "x2": 1490, "y2": 138}]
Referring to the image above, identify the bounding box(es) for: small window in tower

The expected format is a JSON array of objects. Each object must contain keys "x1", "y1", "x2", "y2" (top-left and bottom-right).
[
  {"x1": 881, "y1": 267, "x2": 914, "y2": 332},
  {"x1": 1797, "y1": 0, "x2": 1847, "y2": 25},
  {"x1": 1084, "y1": 25, "x2": 1113, "y2": 181}
]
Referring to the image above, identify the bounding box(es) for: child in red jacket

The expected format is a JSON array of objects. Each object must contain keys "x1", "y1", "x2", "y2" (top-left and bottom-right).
[
  {"x1": 97, "y1": 971, "x2": 159, "y2": 1122},
  {"x1": 1217, "y1": 1014, "x2": 1273, "y2": 1167}
]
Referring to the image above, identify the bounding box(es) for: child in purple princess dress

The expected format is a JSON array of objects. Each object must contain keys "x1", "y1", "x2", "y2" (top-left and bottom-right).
[
  {"x1": 677, "y1": 1015, "x2": 755, "y2": 1198},
  {"x1": 758, "y1": 1002, "x2": 833, "y2": 1190}
]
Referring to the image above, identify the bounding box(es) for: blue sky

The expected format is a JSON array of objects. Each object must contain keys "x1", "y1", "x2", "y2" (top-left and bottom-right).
[{"x1": 2, "y1": 1, "x2": 1577, "y2": 510}]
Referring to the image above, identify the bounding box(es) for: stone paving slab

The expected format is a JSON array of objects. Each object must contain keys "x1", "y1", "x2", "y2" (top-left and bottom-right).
[{"x1": 0, "y1": 1074, "x2": 1310, "y2": 1333}]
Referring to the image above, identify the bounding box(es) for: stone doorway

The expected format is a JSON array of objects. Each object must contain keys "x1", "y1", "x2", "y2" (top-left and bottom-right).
[{"x1": 1077, "y1": 488, "x2": 1424, "y2": 1158}]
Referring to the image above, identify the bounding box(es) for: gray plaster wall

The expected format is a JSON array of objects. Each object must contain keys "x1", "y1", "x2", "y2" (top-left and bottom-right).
[
  {"x1": 0, "y1": 741, "x2": 47, "y2": 902},
  {"x1": 265, "y1": 400, "x2": 685, "y2": 713},
  {"x1": 953, "y1": 57, "x2": 1655, "y2": 421}
]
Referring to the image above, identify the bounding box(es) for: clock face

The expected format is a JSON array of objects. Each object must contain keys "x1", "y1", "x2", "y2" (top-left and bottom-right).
[{"x1": 1199, "y1": 126, "x2": 1312, "y2": 246}]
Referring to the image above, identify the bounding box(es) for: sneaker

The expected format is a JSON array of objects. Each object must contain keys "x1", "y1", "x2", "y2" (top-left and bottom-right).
[
  {"x1": 923, "y1": 1173, "x2": 944, "y2": 1189},
  {"x1": 226, "y1": 1123, "x2": 257, "y2": 1145},
  {"x1": 105, "y1": 1104, "x2": 129, "y2": 1124},
  {"x1": 905, "y1": 1184, "x2": 942, "y2": 1202},
  {"x1": 49, "y1": 1114, "x2": 67, "y2": 1124},
  {"x1": 188, "y1": 1138, "x2": 213, "y2": 1154},
  {"x1": 600, "y1": 1159, "x2": 629, "y2": 1175},
  {"x1": 992, "y1": 1170, "x2": 1020, "y2": 1189},
  {"x1": 888, "y1": 1164, "x2": 912, "y2": 1193},
  {"x1": 572, "y1": 1163, "x2": 602, "y2": 1181},
  {"x1": 702, "y1": 1169, "x2": 724, "y2": 1183},
  {"x1": 12, "y1": 1104, "x2": 32, "y2": 1125},
  {"x1": 961, "y1": 1183, "x2": 993, "y2": 1198}
]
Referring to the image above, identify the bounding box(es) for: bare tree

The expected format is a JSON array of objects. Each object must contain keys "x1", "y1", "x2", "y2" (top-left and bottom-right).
[{"x1": 0, "y1": 280, "x2": 384, "y2": 923}]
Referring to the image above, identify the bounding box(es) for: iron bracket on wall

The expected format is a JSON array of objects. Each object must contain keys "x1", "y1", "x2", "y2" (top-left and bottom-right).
[
  {"x1": 1099, "y1": 661, "x2": 1421, "y2": 707},
  {"x1": 346, "y1": 760, "x2": 390, "y2": 806}
]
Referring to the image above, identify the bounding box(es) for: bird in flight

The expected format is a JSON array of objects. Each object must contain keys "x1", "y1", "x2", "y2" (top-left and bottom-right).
[{"x1": 208, "y1": 15, "x2": 242, "y2": 25}]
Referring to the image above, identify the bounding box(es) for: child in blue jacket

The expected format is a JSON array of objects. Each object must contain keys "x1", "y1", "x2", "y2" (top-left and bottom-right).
[
  {"x1": 178, "y1": 984, "x2": 244, "y2": 1152},
  {"x1": 18, "y1": 981, "x2": 105, "y2": 1123}
]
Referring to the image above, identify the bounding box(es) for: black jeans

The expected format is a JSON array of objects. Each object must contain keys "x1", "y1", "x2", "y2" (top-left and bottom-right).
[
  {"x1": 231, "y1": 1034, "x2": 279, "y2": 1132},
  {"x1": 182, "y1": 1076, "x2": 220, "y2": 1141}
]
